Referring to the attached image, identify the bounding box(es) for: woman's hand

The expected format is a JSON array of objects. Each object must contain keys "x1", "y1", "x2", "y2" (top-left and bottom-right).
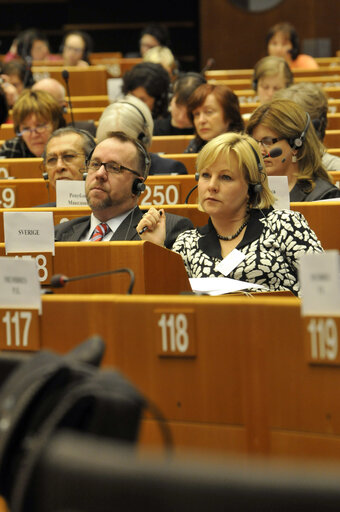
[{"x1": 137, "y1": 207, "x2": 166, "y2": 247}]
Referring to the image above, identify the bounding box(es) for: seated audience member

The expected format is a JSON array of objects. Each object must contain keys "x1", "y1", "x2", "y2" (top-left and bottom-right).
[
  {"x1": 266, "y1": 22, "x2": 318, "y2": 70},
  {"x1": 139, "y1": 24, "x2": 171, "y2": 57},
  {"x1": 252, "y1": 55, "x2": 293, "y2": 104},
  {"x1": 54, "y1": 131, "x2": 193, "y2": 248},
  {"x1": 122, "y1": 62, "x2": 170, "y2": 120},
  {"x1": 32, "y1": 78, "x2": 67, "y2": 109},
  {"x1": 61, "y1": 30, "x2": 92, "y2": 67},
  {"x1": 246, "y1": 99, "x2": 340, "y2": 201},
  {"x1": 0, "y1": 90, "x2": 65, "y2": 158},
  {"x1": 42, "y1": 126, "x2": 96, "y2": 190},
  {"x1": 184, "y1": 83, "x2": 244, "y2": 153},
  {"x1": 0, "y1": 86, "x2": 9, "y2": 124},
  {"x1": 143, "y1": 46, "x2": 178, "y2": 82},
  {"x1": 138, "y1": 132, "x2": 323, "y2": 296},
  {"x1": 1, "y1": 60, "x2": 34, "y2": 102},
  {"x1": 4, "y1": 28, "x2": 58, "y2": 63},
  {"x1": 96, "y1": 94, "x2": 187, "y2": 175},
  {"x1": 274, "y1": 82, "x2": 340, "y2": 172},
  {"x1": 31, "y1": 77, "x2": 96, "y2": 136},
  {"x1": 153, "y1": 72, "x2": 206, "y2": 136}
]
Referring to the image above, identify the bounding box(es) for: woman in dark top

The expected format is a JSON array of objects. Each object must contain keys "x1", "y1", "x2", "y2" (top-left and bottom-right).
[
  {"x1": 184, "y1": 83, "x2": 244, "y2": 153},
  {"x1": 153, "y1": 72, "x2": 206, "y2": 136},
  {"x1": 0, "y1": 89, "x2": 65, "y2": 158},
  {"x1": 246, "y1": 98, "x2": 340, "y2": 201}
]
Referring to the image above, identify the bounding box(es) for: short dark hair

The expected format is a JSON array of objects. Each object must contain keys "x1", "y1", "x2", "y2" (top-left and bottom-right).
[
  {"x1": 122, "y1": 62, "x2": 170, "y2": 119},
  {"x1": 172, "y1": 72, "x2": 207, "y2": 105},
  {"x1": 187, "y1": 83, "x2": 244, "y2": 133},
  {"x1": 140, "y1": 24, "x2": 170, "y2": 47},
  {"x1": 266, "y1": 22, "x2": 300, "y2": 61},
  {"x1": 61, "y1": 30, "x2": 93, "y2": 64},
  {"x1": 100, "y1": 131, "x2": 150, "y2": 180}
]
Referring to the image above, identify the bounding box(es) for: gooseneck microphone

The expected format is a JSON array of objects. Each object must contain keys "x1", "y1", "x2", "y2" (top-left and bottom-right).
[
  {"x1": 61, "y1": 69, "x2": 75, "y2": 126},
  {"x1": 50, "y1": 268, "x2": 135, "y2": 294},
  {"x1": 200, "y1": 57, "x2": 215, "y2": 75}
]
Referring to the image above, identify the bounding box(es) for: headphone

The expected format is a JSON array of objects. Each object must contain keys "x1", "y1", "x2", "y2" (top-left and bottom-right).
[
  {"x1": 117, "y1": 100, "x2": 150, "y2": 147},
  {"x1": 288, "y1": 112, "x2": 311, "y2": 149}
]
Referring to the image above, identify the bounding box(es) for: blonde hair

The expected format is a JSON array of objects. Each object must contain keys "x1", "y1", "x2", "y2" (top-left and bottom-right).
[
  {"x1": 246, "y1": 98, "x2": 332, "y2": 188},
  {"x1": 253, "y1": 56, "x2": 293, "y2": 91},
  {"x1": 143, "y1": 45, "x2": 177, "y2": 76},
  {"x1": 96, "y1": 94, "x2": 154, "y2": 148},
  {"x1": 196, "y1": 132, "x2": 275, "y2": 209}
]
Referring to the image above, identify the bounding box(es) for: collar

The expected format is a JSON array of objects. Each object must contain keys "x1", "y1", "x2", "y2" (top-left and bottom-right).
[
  {"x1": 86, "y1": 208, "x2": 136, "y2": 241},
  {"x1": 198, "y1": 208, "x2": 273, "y2": 259}
]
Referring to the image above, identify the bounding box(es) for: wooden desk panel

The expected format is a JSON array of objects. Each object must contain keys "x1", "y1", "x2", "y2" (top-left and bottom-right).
[
  {"x1": 32, "y1": 66, "x2": 109, "y2": 96},
  {"x1": 150, "y1": 135, "x2": 193, "y2": 154},
  {"x1": 0, "y1": 241, "x2": 191, "y2": 295},
  {"x1": 8, "y1": 293, "x2": 340, "y2": 461},
  {"x1": 0, "y1": 179, "x2": 55, "y2": 208},
  {"x1": 0, "y1": 158, "x2": 43, "y2": 179}
]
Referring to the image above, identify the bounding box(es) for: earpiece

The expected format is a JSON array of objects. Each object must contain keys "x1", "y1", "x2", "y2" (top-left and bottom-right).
[
  {"x1": 195, "y1": 171, "x2": 199, "y2": 181},
  {"x1": 42, "y1": 171, "x2": 49, "y2": 181},
  {"x1": 288, "y1": 112, "x2": 311, "y2": 149},
  {"x1": 131, "y1": 178, "x2": 145, "y2": 196}
]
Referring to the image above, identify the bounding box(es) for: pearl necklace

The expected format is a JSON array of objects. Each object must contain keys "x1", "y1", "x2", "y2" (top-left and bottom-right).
[{"x1": 216, "y1": 218, "x2": 249, "y2": 241}]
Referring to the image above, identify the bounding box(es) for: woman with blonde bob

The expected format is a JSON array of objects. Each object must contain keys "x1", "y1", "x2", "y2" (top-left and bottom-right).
[
  {"x1": 137, "y1": 132, "x2": 323, "y2": 296},
  {"x1": 247, "y1": 98, "x2": 340, "y2": 201}
]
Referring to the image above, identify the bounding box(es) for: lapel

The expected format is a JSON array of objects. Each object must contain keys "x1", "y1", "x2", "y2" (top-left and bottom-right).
[
  {"x1": 109, "y1": 207, "x2": 143, "y2": 241},
  {"x1": 65, "y1": 217, "x2": 91, "y2": 241}
]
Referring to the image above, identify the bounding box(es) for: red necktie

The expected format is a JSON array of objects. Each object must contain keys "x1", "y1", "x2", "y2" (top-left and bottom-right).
[{"x1": 90, "y1": 222, "x2": 110, "y2": 241}]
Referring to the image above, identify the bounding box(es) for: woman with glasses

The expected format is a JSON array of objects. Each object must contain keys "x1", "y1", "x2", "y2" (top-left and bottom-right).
[
  {"x1": 246, "y1": 98, "x2": 340, "y2": 201},
  {"x1": 0, "y1": 89, "x2": 65, "y2": 158},
  {"x1": 61, "y1": 31, "x2": 92, "y2": 67}
]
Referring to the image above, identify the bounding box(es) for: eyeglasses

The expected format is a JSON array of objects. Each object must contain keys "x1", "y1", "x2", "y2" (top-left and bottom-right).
[
  {"x1": 17, "y1": 124, "x2": 49, "y2": 137},
  {"x1": 253, "y1": 137, "x2": 285, "y2": 149},
  {"x1": 45, "y1": 152, "x2": 85, "y2": 169},
  {"x1": 87, "y1": 160, "x2": 141, "y2": 178},
  {"x1": 64, "y1": 45, "x2": 83, "y2": 54}
]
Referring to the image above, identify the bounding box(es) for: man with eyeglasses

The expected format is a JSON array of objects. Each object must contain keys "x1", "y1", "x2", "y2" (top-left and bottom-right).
[
  {"x1": 42, "y1": 126, "x2": 96, "y2": 189},
  {"x1": 54, "y1": 131, "x2": 193, "y2": 247}
]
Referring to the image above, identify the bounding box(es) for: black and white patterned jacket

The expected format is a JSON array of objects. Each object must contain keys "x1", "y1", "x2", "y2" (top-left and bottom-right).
[{"x1": 172, "y1": 208, "x2": 323, "y2": 296}]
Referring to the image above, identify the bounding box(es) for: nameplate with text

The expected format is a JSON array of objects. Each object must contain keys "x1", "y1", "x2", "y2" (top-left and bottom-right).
[
  {"x1": 4, "y1": 211, "x2": 55, "y2": 255},
  {"x1": 56, "y1": 180, "x2": 87, "y2": 207}
]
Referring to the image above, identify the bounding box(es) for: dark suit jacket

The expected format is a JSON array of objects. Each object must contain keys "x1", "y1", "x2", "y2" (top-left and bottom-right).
[
  {"x1": 54, "y1": 206, "x2": 194, "y2": 249},
  {"x1": 149, "y1": 153, "x2": 188, "y2": 175}
]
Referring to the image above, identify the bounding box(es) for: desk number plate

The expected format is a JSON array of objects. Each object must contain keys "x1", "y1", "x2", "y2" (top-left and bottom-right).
[
  {"x1": 304, "y1": 316, "x2": 340, "y2": 365},
  {"x1": 0, "y1": 309, "x2": 40, "y2": 351},
  {"x1": 155, "y1": 309, "x2": 196, "y2": 358}
]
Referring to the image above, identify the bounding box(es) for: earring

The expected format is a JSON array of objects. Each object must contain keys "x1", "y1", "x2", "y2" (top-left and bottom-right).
[{"x1": 292, "y1": 155, "x2": 297, "y2": 163}]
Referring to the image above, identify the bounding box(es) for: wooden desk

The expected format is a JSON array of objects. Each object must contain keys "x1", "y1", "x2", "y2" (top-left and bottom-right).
[
  {"x1": 0, "y1": 179, "x2": 55, "y2": 208},
  {"x1": 0, "y1": 241, "x2": 191, "y2": 294},
  {"x1": 0, "y1": 158, "x2": 43, "y2": 179},
  {"x1": 4, "y1": 293, "x2": 340, "y2": 462},
  {"x1": 32, "y1": 65, "x2": 109, "y2": 96},
  {"x1": 150, "y1": 135, "x2": 193, "y2": 154}
]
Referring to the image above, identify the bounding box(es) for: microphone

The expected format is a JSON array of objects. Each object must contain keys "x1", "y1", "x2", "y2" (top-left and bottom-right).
[
  {"x1": 61, "y1": 69, "x2": 75, "y2": 127},
  {"x1": 50, "y1": 268, "x2": 135, "y2": 294},
  {"x1": 200, "y1": 57, "x2": 215, "y2": 74},
  {"x1": 23, "y1": 56, "x2": 32, "y2": 88},
  {"x1": 263, "y1": 147, "x2": 282, "y2": 159}
]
